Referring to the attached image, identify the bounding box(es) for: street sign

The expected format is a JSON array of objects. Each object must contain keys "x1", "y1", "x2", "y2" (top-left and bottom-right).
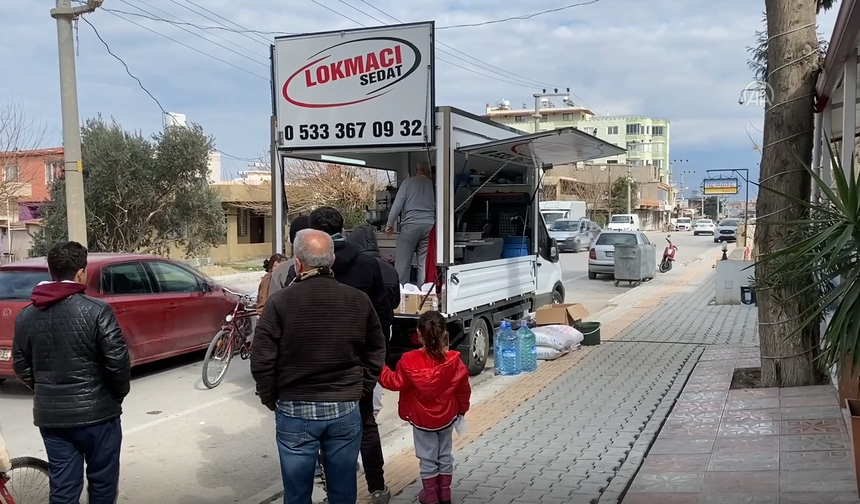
[
  {"x1": 272, "y1": 22, "x2": 435, "y2": 151},
  {"x1": 702, "y1": 177, "x2": 739, "y2": 195}
]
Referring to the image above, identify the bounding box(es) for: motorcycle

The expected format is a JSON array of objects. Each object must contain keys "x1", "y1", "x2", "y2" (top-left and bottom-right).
[{"x1": 660, "y1": 236, "x2": 678, "y2": 273}]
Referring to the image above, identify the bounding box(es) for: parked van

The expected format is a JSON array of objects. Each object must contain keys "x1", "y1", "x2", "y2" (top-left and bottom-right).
[{"x1": 606, "y1": 214, "x2": 640, "y2": 231}]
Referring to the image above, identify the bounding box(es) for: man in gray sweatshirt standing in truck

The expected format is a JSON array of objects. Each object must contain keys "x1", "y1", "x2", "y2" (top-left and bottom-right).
[{"x1": 385, "y1": 161, "x2": 436, "y2": 286}]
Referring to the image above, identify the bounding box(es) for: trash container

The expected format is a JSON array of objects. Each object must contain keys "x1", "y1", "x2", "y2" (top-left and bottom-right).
[
  {"x1": 576, "y1": 321, "x2": 601, "y2": 346},
  {"x1": 613, "y1": 244, "x2": 655, "y2": 286}
]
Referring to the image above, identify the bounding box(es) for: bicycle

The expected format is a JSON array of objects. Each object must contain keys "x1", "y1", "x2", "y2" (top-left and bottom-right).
[
  {"x1": 0, "y1": 457, "x2": 51, "y2": 504},
  {"x1": 202, "y1": 287, "x2": 258, "y2": 389}
]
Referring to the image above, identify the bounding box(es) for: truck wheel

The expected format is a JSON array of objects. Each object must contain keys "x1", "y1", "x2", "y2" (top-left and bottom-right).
[
  {"x1": 466, "y1": 317, "x2": 490, "y2": 376},
  {"x1": 551, "y1": 287, "x2": 564, "y2": 304}
]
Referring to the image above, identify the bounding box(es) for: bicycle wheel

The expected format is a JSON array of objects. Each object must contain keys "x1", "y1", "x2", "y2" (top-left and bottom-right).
[
  {"x1": 202, "y1": 329, "x2": 235, "y2": 389},
  {"x1": 3, "y1": 457, "x2": 50, "y2": 504}
]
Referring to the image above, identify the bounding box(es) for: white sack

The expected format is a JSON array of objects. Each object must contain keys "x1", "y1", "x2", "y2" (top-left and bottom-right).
[
  {"x1": 0, "y1": 429, "x2": 11, "y2": 473},
  {"x1": 536, "y1": 345, "x2": 566, "y2": 361},
  {"x1": 532, "y1": 325, "x2": 584, "y2": 351}
]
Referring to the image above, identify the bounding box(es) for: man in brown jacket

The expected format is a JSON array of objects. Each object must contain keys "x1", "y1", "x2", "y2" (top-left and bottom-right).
[{"x1": 250, "y1": 229, "x2": 386, "y2": 504}]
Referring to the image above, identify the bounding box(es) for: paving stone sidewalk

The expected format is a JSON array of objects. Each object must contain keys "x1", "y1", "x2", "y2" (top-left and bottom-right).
[
  {"x1": 623, "y1": 346, "x2": 859, "y2": 504},
  {"x1": 382, "y1": 268, "x2": 760, "y2": 504}
]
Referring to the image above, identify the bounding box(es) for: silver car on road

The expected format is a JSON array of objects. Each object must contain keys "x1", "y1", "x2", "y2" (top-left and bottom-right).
[
  {"x1": 588, "y1": 230, "x2": 653, "y2": 279},
  {"x1": 548, "y1": 218, "x2": 600, "y2": 253}
]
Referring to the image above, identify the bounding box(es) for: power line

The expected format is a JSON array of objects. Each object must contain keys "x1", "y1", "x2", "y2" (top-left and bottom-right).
[
  {"x1": 80, "y1": 15, "x2": 166, "y2": 114},
  {"x1": 175, "y1": 0, "x2": 271, "y2": 47},
  {"x1": 115, "y1": 0, "x2": 268, "y2": 68},
  {"x1": 105, "y1": 10, "x2": 269, "y2": 81},
  {"x1": 103, "y1": 8, "x2": 292, "y2": 35},
  {"x1": 344, "y1": 0, "x2": 560, "y2": 90},
  {"x1": 437, "y1": 0, "x2": 604, "y2": 30}
]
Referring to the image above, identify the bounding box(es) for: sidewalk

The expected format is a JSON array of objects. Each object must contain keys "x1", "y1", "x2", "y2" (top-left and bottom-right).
[
  {"x1": 259, "y1": 249, "x2": 761, "y2": 504},
  {"x1": 623, "y1": 347, "x2": 856, "y2": 504}
]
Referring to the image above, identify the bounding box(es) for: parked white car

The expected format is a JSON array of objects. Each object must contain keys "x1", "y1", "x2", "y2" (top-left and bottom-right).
[
  {"x1": 674, "y1": 217, "x2": 692, "y2": 231},
  {"x1": 693, "y1": 219, "x2": 715, "y2": 236}
]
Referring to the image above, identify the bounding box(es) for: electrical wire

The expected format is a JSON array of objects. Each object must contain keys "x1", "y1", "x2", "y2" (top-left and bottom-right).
[
  {"x1": 437, "y1": 0, "x2": 604, "y2": 29},
  {"x1": 174, "y1": 0, "x2": 271, "y2": 47},
  {"x1": 103, "y1": 8, "x2": 293, "y2": 35},
  {"x1": 80, "y1": 15, "x2": 167, "y2": 114},
  {"x1": 115, "y1": 0, "x2": 268, "y2": 68},
  {"x1": 105, "y1": 10, "x2": 269, "y2": 81}
]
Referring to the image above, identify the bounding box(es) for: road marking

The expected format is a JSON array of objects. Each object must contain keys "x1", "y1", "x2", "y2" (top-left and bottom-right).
[{"x1": 124, "y1": 386, "x2": 257, "y2": 436}]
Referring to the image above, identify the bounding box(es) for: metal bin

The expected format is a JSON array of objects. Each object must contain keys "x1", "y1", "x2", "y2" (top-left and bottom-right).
[{"x1": 613, "y1": 244, "x2": 656, "y2": 287}]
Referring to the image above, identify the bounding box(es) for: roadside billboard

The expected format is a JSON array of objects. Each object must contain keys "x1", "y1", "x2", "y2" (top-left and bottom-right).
[
  {"x1": 272, "y1": 22, "x2": 435, "y2": 151},
  {"x1": 702, "y1": 178, "x2": 739, "y2": 195}
]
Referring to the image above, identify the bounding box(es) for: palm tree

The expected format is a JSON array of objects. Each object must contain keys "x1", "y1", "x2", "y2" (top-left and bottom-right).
[{"x1": 751, "y1": 0, "x2": 834, "y2": 387}]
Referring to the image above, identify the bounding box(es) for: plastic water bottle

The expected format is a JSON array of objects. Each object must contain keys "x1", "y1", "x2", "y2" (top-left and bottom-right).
[
  {"x1": 494, "y1": 321, "x2": 521, "y2": 376},
  {"x1": 516, "y1": 320, "x2": 538, "y2": 373}
]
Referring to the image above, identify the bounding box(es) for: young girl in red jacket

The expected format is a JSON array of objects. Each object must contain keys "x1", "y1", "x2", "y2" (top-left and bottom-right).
[{"x1": 379, "y1": 311, "x2": 471, "y2": 504}]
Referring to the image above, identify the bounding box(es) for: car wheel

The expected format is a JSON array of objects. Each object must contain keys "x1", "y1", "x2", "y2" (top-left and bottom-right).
[
  {"x1": 0, "y1": 379, "x2": 5, "y2": 386},
  {"x1": 551, "y1": 287, "x2": 564, "y2": 304},
  {"x1": 572, "y1": 241, "x2": 581, "y2": 253},
  {"x1": 465, "y1": 317, "x2": 490, "y2": 376},
  {"x1": 588, "y1": 271, "x2": 597, "y2": 280}
]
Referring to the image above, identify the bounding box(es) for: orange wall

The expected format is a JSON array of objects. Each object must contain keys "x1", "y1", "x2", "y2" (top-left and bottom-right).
[{"x1": 0, "y1": 148, "x2": 61, "y2": 203}]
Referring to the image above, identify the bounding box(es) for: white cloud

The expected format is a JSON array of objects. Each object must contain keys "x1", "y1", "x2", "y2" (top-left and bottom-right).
[{"x1": 0, "y1": 0, "x2": 842, "y2": 176}]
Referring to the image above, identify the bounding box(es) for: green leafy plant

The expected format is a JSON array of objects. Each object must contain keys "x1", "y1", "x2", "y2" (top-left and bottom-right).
[{"x1": 755, "y1": 149, "x2": 860, "y2": 371}]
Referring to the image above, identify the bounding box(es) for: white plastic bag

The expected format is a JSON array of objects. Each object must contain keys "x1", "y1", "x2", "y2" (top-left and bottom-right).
[
  {"x1": 0, "y1": 429, "x2": 11, "y2": 473},
  {"x1": 453, "y1": 415, "x2": 468, "y2": 436},
  {"x1": 535, "y1": 345, "x2": 566, "y2": 361},
  {"x1": 532, "y1": 325, "x2": 584, "y2": 351}
]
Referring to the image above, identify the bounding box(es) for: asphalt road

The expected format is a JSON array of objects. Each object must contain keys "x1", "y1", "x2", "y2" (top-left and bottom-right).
[
  {"x1": 558, "y1": 231, "x2": 720, "y2": 316},
  {"x1": 0, "y1": 231, "x2": 721, "y2": 503}
]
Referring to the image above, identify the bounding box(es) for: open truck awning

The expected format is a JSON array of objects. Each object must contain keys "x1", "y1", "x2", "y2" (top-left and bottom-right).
[{"x1": 457, "y1": 127, "x2": 626, "y2": 167}]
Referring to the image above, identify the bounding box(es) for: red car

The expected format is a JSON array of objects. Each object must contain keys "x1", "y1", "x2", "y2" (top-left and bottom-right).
[{"x1": 0, "y1": 253, "x2": 238, "y2": 383}]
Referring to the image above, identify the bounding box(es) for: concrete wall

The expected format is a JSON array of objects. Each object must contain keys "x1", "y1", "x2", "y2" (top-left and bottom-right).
[{"x1": 714, "y1": 259, "x2": 755, "y2": 305}]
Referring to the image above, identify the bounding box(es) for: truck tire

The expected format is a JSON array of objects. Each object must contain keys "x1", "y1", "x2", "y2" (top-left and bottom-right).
[
  {"x1": 465, "y1": 317, "x2": 490, "y2": 376},
  {"x1": 551, "y1": 286, "x2": 564, "y2": 304}
]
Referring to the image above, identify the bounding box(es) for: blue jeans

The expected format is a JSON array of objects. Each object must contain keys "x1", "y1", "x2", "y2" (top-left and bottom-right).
[{"x1": 276, "y1": 405, "x2": 362, "y2": 504}]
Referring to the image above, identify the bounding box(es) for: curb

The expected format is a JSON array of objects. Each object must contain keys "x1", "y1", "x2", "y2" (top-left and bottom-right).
[{"x1": 211, "y1": 271, "x2": 265, "y2": 286}]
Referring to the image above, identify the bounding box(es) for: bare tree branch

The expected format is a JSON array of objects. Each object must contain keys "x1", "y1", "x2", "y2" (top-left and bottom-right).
[{"x1": 0, "y1": 99, "x2": 50, "y2": 213}]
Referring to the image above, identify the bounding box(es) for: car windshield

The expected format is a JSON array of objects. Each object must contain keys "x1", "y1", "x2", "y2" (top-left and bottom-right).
[
  {"x1": 696, "y1": 220, "x2": 712, "y2": 225},
  {"x1": 609, "y1": 215, "x2": 632, "y2": 223},
  {"x1": 542, "y1": 212, "x2": 564, "y2": 225},
  {"x1": 719, "y1": 219, "x2": 739, "y2": 226},
  {"x1": 596, "y1": 233, "x2": 637, "y2": 246},
  {"x1": 677, "y1": 218, "x2": 691, "y2": 223},
  {"x1": 0, "y1": 270, "x2": 52, "y2": 300},
  {"x1": 550, "y1": 220, "x2": 580, "y2": 231}
]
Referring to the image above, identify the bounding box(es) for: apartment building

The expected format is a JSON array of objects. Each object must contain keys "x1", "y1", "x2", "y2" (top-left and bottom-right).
[{"x1": 484, "y1": 100, "x2": 671, "y2": 183}]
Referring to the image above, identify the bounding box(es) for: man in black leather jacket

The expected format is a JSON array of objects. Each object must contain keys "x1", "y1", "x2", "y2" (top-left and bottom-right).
[{"x1": 12, "y1": 241, "x2": 130, "y2": 504}]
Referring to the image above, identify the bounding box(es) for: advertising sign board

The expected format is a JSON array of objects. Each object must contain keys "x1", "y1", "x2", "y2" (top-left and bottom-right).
[
  {"x1": 273, "y1": 22, "x2": 435, "y2": 151},
  {"x1": 702, "y1": 178, "x2": 739, "y2": 195}
]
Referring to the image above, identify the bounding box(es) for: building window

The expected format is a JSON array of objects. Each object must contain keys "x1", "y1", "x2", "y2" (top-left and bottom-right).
[
  {"x1": 583, "y1": 127, "x2": 597, "y2": 136},
  {"x1": 626, "y1": 123, "x2": 642, "y2": 135},
  {"x1": 3, "y1": 164, "x2": 18, "y2": 182},
  {"x1": 540, "y1": 114, "x2": 548, "y2": 122},
  {"x1": 654, "y1": 159, "x2": 664, "y2": 169},
  {"x1": 607, "y1": 126, "x2": 618, "y2": 135},
  {"x1": 626, "y1": 142, "x2": 642, "y2": 152},
  {"x1": 514, "y1": 115, "x2": 526, "y2": 122},
  {"x1": 652, "y1": 126, "x2": 665, "y2": 136},
  {"x1": 646, "y1": 126, "x2": 651, "y2": 135},
  {"x1": 606, "y1": 160, "x2": 618, "y2": 164},
  {"x1": 237, "y1": 208, "x2": 249, "y2": 237},
  {"x1": 46, "y1": 161, "x2": 63, "y2": 183},
  {"x1": 562, "y1": 113, "x2": 576, "y2": 121}
]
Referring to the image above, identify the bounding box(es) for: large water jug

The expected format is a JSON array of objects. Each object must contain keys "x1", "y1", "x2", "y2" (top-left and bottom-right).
[
  {"x1": 516, "y1": 320, "x2": 538, "y2": 373},
  {"x1": 494, "y1": 321, "x2": 521, "y2": 375}
]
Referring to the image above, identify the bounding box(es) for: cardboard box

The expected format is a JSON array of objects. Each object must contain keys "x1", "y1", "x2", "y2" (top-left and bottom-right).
[
  {"x1": 535, "y1": 303, "x2": 589, "y2": 326},
  {"x1": 399, "y1": 293, "x2": 436, "y2": 315}
]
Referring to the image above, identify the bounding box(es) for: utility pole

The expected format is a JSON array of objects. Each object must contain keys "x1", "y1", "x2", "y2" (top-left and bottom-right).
[
  {"x1": 533, "y1": 88, "x2": 571, "y2": 133},
  {"x1": 625, "y1": 166, "x2": 633, "y2": 214},
  {"x1": 52, "y1": 0, "x2": 103, "y2": 245}
]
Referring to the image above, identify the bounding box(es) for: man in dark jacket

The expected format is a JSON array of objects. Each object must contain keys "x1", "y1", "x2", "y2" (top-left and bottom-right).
[
  {"x1": 286, "y1": 207, "x2": 393, "y2": 503},
  {"x1": 347, "y1": 225, "x2": 401, "y2": 311},
  {"x1": 251, "y1": 229, "x2": 385, "y2": 504},
  {"x1": 12, "y1": 241, "x2": 130, "y2": 504}
]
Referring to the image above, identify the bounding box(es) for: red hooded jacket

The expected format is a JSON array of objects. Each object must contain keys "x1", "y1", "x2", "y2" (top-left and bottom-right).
[{"x1": 379, "y1": 349, "x2": 471, "y2": 431}]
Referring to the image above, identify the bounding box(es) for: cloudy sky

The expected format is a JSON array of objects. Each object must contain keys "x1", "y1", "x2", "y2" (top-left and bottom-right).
[{"x1": 1, "y1": 0, "x2": 841, "y2": 201}]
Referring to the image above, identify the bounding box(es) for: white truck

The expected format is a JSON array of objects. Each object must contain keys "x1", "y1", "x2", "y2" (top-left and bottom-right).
[
  {"x1": 271, "y1": 23, "x2": 624, "y2": 374},
  {"x1": 540, "y1": 200, "x2": 587, "y2": 226}
]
